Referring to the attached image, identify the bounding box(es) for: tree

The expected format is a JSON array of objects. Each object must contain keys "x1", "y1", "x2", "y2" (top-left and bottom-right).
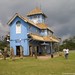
[
  {"x1": 59, "y1": 36, "x2": 75, "y2": 51},
  {"x1": 0, "y1": 35, "x2": 10, "y2": 51}
]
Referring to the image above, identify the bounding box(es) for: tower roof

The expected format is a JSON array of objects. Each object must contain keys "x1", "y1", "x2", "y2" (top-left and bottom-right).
[{"x1": 27, "y1": 7, "x2": 47, "y2": 18}]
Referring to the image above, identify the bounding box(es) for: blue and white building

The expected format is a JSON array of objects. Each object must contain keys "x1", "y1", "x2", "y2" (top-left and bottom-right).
[{"x1": 8, "y1": 7, "x2": 59, "y2": 56}]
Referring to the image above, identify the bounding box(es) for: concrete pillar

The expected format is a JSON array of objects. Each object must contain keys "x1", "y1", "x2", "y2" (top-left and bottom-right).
[
  {"x1": 51, "y1": 42, "x2": 53, "y2": 58},
  {"x1": 30, "y1": 46, "x2": 33, "y2": 57},
  {"x1": 3, "y1": 47, "x2": 7, "y2": 60},
  {"x1": 34, "y1": 46, "x2": 37, "y2": 59},
  {"x1": 10, "y1": 47, "x2": 15, "y2": 60},
  {"x1": 20, "y1": 46, "x2": 23, "y2": 59}
]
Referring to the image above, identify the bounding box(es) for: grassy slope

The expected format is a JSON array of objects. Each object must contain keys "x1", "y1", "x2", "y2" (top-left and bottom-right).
[{"x1": 0, "y1": 51, "x2": 75, "y2": 75}]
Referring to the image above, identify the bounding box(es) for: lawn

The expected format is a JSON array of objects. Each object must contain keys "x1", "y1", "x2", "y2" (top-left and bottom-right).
[{"x1": 0, "y1": 51, "x2": 75, "y2": 75}]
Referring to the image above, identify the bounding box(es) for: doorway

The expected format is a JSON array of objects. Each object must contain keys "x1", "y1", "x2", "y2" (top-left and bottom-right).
[{"x1": 16, "y1": 46, "x2": 20, "y2": 56}]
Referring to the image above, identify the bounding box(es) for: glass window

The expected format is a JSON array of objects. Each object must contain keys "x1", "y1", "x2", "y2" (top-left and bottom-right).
[
  {"x1": 34, "y1": 15, "x2": 37, "y2": 18},
  {"x1": 38, "y1": 15, "x2": 40, "y2": 18},
  {"x1": 16, "y1": 21, "x2": 21, "y2": 34},
  {"x1": 42, "y1": 30, "x2": 44, "y2": 32},
  {"x1": 36, "y1": 29, "x2": 38, "y2": 33},
  {"x1": 29, "y1": 25, "x2": 32, "y2": 29}
]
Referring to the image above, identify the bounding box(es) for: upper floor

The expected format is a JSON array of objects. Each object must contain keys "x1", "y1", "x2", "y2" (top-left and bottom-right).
[
  {"x1": 8, "y1": 13, "x2": 53, "y2": 38},
  {"x1": 27, "y1": 7, "x2": 47, "y2": 24}
]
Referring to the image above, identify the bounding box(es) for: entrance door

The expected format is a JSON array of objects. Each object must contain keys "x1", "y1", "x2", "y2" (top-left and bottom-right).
[{"x1": 16, "y1": 46, "x2": 20, "y2": 56}]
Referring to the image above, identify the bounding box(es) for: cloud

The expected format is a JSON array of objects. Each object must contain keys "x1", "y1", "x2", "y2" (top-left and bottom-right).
[
  {"x1": 0, "y1": 0, "x2": 75, "y2": 40},
  {"x1": 62, "y1": 34, "x2": 71, "y2": 41},
  {"x1": 0, "y1": 22, "x2": 9, "y2": 36}
]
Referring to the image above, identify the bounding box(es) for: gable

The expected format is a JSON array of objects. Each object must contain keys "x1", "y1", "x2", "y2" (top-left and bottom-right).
[{"x1": 9, "y1": 15, "x2": 41, "y2": 35}]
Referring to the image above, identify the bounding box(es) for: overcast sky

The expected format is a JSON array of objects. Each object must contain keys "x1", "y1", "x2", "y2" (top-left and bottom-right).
[{"x1": 0, "y1": 0, "x2": 75, "y2": 40}]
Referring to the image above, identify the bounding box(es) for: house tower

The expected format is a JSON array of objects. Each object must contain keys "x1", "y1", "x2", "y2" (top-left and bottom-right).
[{"x1": 27, "y1": 7, "x2": 47, "y2": 24}]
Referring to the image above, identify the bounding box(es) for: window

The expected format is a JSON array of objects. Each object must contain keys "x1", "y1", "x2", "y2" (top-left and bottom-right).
[
  {"x1": 42, "y1": 30, "x2": 44, "y2": 32},
  {"x1": 29, "y1": 25, "x2": 32, "y2": 29},
  {"x1": 16, "y1": 21, "x2": 21, "y2": 34},
  {"x1": 34, "y1": 15, "x2": 37, "y2": 18},
  {"x1": 37, "y1": 15, "x2": 40, "y2": 18},
  {"x1": 36, "y1": 29, "x2": 38, "y2": 33}
]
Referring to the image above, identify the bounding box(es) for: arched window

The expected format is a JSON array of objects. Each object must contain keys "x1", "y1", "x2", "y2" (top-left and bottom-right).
[
  {"x1": 16, "y1": 21, "x2": 21, "y2": 34},
  {"x1": 16, "y1": 21, "x2": 21, "y2": 24}
]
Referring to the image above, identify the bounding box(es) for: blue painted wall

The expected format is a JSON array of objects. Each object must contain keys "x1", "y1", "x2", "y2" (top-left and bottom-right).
[
  {"x1": 29, "y1": 14, "x2": 45, "y2": 23},
  {"x1": 40, "y1": 30, "x2": 47, "y2": 36},
  {"x1": 10, "y1": 17, "x2": 29, "y2": 55},
  {"x1": 9, "y1": 16, "x2": 41, "y2": 56},
  {"x1": 27, "y1": 23, "x2": 41, "y2": 35}
]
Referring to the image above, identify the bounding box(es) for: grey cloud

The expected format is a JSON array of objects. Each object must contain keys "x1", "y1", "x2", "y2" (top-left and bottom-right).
[{"x1": 0, "y1": 0, "x2": 75, "y2": 40}]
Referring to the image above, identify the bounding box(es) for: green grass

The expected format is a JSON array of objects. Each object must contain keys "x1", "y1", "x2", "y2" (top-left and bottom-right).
[{"x1": 0, "y1": 51, "x2": 75, "y2": 75}]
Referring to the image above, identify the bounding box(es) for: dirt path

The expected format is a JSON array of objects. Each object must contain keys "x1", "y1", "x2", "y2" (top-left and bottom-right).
[
  {"x1": 0, "y1": 53, "x2": 60, "y2": 60},
  {"x1": 37, "y1": 54, "x2": 59, "y2": 60}
]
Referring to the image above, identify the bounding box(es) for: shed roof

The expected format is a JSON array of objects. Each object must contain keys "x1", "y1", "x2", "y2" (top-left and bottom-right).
[
  {"x1": 29, "y1": 33, "x2": 59, "y2": 43},
  {"x1": 36, "y1": 23, "x2": 48, "y2": 29}
]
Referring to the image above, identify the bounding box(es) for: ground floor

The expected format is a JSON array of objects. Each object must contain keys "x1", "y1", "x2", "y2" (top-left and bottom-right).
[
  {"x1": 10, "y1": 39, "x2": 58, "y2": 56},
  {"x1": 10, "y1": 34, "x2": 59, "y2": 56}
]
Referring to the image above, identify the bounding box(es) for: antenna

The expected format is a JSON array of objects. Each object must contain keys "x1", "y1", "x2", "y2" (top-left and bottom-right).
[
  {"x1": 35, "y1": 0, "x2": 39, "y2": 8},
  {"x1": 35, "y1": 0, "x2": 42, "y2": 9},
  {"x1": 40, "y1": 3, "x2": 42, "y2": 9},
  {"x1": 40, "y1": 0, "x2": 42, "y2": 10}
]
